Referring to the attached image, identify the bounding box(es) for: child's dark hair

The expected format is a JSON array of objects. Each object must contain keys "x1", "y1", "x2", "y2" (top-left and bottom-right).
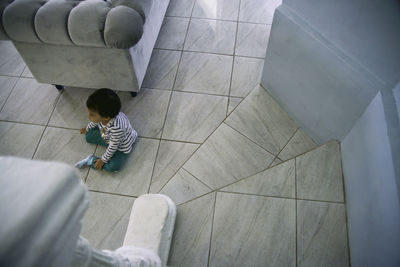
[{"x1": 86, "y1": 88, "x2": 121, "y2": 118}]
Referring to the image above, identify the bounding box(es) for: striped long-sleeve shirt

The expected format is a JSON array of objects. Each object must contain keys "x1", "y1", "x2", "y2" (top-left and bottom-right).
[{"x1": 86, "y1": 112, "x2": 137, "y2": 163}]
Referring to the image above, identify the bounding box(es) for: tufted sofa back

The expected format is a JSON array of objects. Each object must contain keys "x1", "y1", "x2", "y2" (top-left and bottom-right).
[{"x1": 1, "y1": 0, "x2": 149, "y2": 48}]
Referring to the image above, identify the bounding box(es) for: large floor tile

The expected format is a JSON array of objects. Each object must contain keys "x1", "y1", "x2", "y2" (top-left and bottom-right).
[
  {"x1": 175, "y1": 52, "x2": 233, "y2": 95},
  {"x1": 227, "y1": 97, "x2": 242, "y2": 115},
  {"x1": 86, "y1": 138, "x2": 159, "y2": 197},
  {"x1": 235, "y1": 23, "x2": 271, "y2": 58},
  {"x1": 149, "y1": 140, "x2": 199, "y2": 193},
  {"x1": 278, "y1": 128, "x2": 317, "y2": 161},
  {"x1": 159, "y1": 168, "x2": 211, "y2": 205},
  {"x1": 142, "y1": 50, "x2": 181, "y2": 90},
  {"x1": 120, "y1": 89, "x2": 171, "y2": 138},
  {"x1": 230, "y1": 56, "x2": 264, "y2": 97},
  {"x1": 0, "y1": 76, "x2": 17, "y2": 110},
  {"x1": 239, "y1": 0, "x2": 282, "y2": 24},
  {"x1": 163, "y1": 92, "x2": 227, "y2": 143},
  {"x1": 168, "y1": 193, "x2": 215, "y2": 267},
  {"x1": 155, "y1": 17, "x2": 190, "y2": 50},
  {"x1": 184, "y1": 123, "x2": 274, "y2": 189},
  {"x1": 21, "y1": 66, "x2": 34, "y2": 78},
  {"x1": 184, "y1": 19, "x2": 236, "y2": 55},
  {"x1": 192, "y1": 0, "x2": 240, "y2": 21},
  {"x1": 209, "y1": 192, "x2": 296, "y2": 267},
  {"x1": 81, "y1": 191, "x2": 135, "y2": 250},
  {"x1": 0, "y1": 78, "x2": 60, "y2": 125},
  {"x1": 0, "y1": 41, "x2": 25, "y2": 76},
  {"x1": 48, "y1": 87, "x2": 95, "y2": 129},
  {"x1": 297, "y1": 200, "x2": 349, "y2": 267},
  {"x1": 225, "y1": 85, "x2": 298, "y2": 155},
  {"x1": 0, "y1": 121, "x2": 44, "y2": 158},
  {"x1": 166, "y1": 0, "x2": 195, "y2": 17},
  {"x1": 221, "y1": 159, "x2": 295, "y2": 198},
  {"x1": 33, "y1": 127, "x2": 96, "y2": 179},
  {"x1": 296, "y1": 141, "x2": 344, "y2": 202}
]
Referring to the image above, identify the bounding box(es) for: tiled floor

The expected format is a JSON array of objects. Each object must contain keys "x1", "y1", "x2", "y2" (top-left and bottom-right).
[{"x1": 0, "y1": 0, "x2": 350, "y2": 266}]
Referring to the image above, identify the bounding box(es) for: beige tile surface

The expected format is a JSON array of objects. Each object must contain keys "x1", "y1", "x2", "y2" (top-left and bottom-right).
[
  {"x1": 296, "y1": 141, "x2": 344, "y2": 202},
  {"x1": 166, "y1": 0, "x2": 195, "y2": 17},
  {"x1": 239, "y1": 0, "x2": 282, "y2": 24},
  {"x1": 225, "y1": 85, "x2": 298, "y2": 155},
  {"x1": 174, "y1": 52, "x2": 233, "y2": 95},
  {"x1": 163, "y1": 92, "x2": 228, "y2": 143},
  {"x1": 0, "y1": 121, "x2": 44, "y2": 158},
  {"x1": 192, "y1": 0, "x2": 240, "y2": 21},
  {"x1": 184, "y1": 19, "x2": 237, "y2": 55},
  {"x1": 209, "y1": 192, "x2": 296, "y2": 267},
  {"x1": 230, "y1": 56, "x2": 264, "y2": 97},
  {"x1": 155, "y1": 17, "x2": 190, "y2": 50},
  {"x1": 168, "y1": 192, "x2": 215, "y2": 267},
  {"x1": 235, "y1": 23, "x2": 271, "y2": 58},
  {"x1": 33, "y1": 127, "x2": 95, "y2": 179},
  {"x1": 221, "y1": 159, "x2": 295, "y2": 198},
  {"x1": 0, "y1": 76, "x2": 17, "y2": 110},
  {"x1": 0, "y1": 41, "x2": 25, "y2": 76},
  {"x1": 297, "y1": 200, "x2": 349, "y2": 267},
  {"x1": 150, "y1": 140, "x2": 199, "y2": 193},
  {"x1": 0, "y1": 78, "x2": 60, "y2": 125},
  {"x1": 184, "y1": 123, "x2": 274, "y2": 189},
  {"x1": 278, "y1": 128, "x2": 317, "y2": 160},
  {"x1": 159, "y1": 168, "x2": 211, "y2": 205},
  {"x1": 81, "y1": 191, "x2": 135, "y2": 250},
  {"x1": 227, "y1": 97, "x2": 242, "y2": 115},
  {"x1": 120, "y1": 89, "x2": 171, "y2": 138}
]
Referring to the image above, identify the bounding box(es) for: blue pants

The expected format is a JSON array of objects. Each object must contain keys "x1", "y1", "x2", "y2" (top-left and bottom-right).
[{"x1": 85, "y1": 128, "x2": 128, "y2": 172}]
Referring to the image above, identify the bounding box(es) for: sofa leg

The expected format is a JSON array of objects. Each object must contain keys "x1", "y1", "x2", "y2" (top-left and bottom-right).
[
  {"x1": 54, "y1": 85, "x2": 64, "y2": 91},
  {"x1": 130, "y1": 92, "x2": 137, "y2": 97}
]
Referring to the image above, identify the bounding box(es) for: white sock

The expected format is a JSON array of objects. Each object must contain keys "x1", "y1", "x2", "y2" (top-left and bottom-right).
[{"x1": 75, "y1": 154, "x2": 94, "y2": 168}]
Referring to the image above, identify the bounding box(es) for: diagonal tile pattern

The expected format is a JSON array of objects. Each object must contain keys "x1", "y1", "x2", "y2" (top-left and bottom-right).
[{"x1": 0, "y1": 0, "x2": 349, "y2": 265}]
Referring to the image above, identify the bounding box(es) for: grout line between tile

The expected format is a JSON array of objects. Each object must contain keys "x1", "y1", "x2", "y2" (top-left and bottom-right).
[
  {"x1": 295, "y1": 157, "x2": 298, "y2": 267},
  {"x1": 207, "y1": 191, "x2": 217, "y2": 267},
  {"x1": 154, "y1": 47, "x2": 265, "y2": 60},
  {"x1": 182, "y1": 167, "x2": 214, "y2": 190},
  {"x1": 267, "y1": 127, "x2": 300, "y2": 167},
  {"x1": 148, "y1": 2, "x2": 196, "y2": 194},
  {"x1": 0, "y1": 77, "x2": 19, "y2": 113},
  {"x1": 88, "y1": 189, "x2": 137, "y2": 199}
]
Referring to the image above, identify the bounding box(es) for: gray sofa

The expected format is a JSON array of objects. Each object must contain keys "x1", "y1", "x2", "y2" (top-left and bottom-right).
[{"x1": 0, "y1": 0, "x2": 169, "y2": 93}]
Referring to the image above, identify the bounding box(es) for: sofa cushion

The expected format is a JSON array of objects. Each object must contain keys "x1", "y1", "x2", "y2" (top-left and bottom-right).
[
  {"x1": 3, "y1": 0, "x2": 146, "y2": 48},
  {"x1": 35, "y1": 0, "x2": 82, "y2": 45},
  {"x1": 104, "y1": 6, "x2": 144, "y2": 48}
]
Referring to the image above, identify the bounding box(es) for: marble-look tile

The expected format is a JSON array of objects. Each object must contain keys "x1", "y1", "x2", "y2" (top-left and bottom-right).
[
  {"x1": 0, "y1": 78, "x2": 60, "y2": 125},
  {"x1": 278, "y1": 128, "x2": 317, "y2": 161},
  {"x1": 235, "y1": 23, "x2": 271, "y2": 58},
  {"x1": 168, "y1": 192, "x2": 215, "y2": 267},
  {"x1": 33, "y1": 127, "x2": 96, "y2": 179},
  {"x1": 166, "y1": 0, "x2": 195, "y2": 17},
  {"x1": 0, "y1": 41, "x2": 26, "y2": 76},
  {"x1": 149, "y1": 140, "x2": 199, "y2": 193},
  {"x1": 230, "y1": 56, "x2": 264, "y2": 97},
  {"x1": 159, "y1": 168, "x2": 211, "y2": 205},
  {"x1": 0, "y1": 121, "x2": 44, "y2": 158},
  {"x1": 163, "y1": 92, "x2": 227, "y2": 143},
  {"x1": 184, "y1": 19, "x2": 236, "y2": 55},
  {"x1": 192, "y1": 0, "x2": 240, "y2": 21},
  {"x1": 225, "y1": 85, "x2": 298, "y2": 155},
  {"x1": 239, "y1": 0, "x2": 282, "y2": 24},
  {"x1": 119, "y1": 89, "x2": 171, "y2": 138},
  {"x1": 296, "y1": 141, "x2": 344, "y2": 202},
  {"x1": 174, "y1": 52, "x2": 233, "y2": 95},
  {"x1": 221, "y1": 159, "x2": 295, "y2": 198},
  {"x1": 21, "y1": 66, "x2": 34, "y2": 78},
  {"x1": 209, "y1": 192, "x2": 296, "y2": 267},
  {"x1": 0, "y1": 76, "x2": 17, "y2": 110},
  {"x1": 142, "y1": 49, "x2": 181, "y2": 90},
  {"x1": 155, "y1": 17, "x2": 190, "y2": 50},
  {"x1": 297, "y1": 200, "x2": 349, "y2": 267},
  {"x1": 86, "y1": 138, "x2": 159, "y2": 196},
  {"x1": 270, "y1": 157, "x2": 283, "y2": 167},
  {"x1": 81, "y1": 191, "x2": 135, "y2": 250},
  {"x1": 184, "y1": 123, "x2": 274, "y2": 189},
  {"x1": 48, "y1": 87, "x2": 95, "y2": 129},
  {"x1": 227, "y1": 97, "x2": 242, "y2": 115}
]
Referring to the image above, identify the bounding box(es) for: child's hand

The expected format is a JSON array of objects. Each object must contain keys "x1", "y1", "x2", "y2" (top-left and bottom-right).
[
  {"x1": 80, "y1": 128, "x2": 87, "y2": 134},
  {"x1": 94, "y1": 159, "x2": 105, "y2": 170}
]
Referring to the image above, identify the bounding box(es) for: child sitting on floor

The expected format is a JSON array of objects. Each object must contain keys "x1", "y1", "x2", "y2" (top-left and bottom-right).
[{"x1": 75, "y1": 88, "x2": 137, "y2": 172}]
